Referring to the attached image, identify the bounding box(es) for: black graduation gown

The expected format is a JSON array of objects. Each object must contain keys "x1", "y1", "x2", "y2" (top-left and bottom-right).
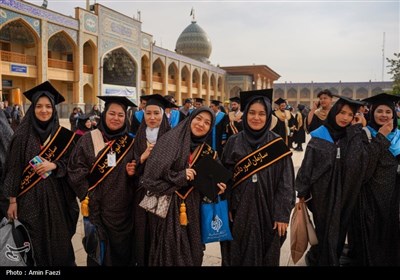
[
  {"x1": 67, "y1": 131, "x2": 135, "y2": 266},
  {"x1": 206, "y1": 112, "x2": 228, "y2": 157},
  {"x1": 272, "y1": 111, "x2": 289, "y2": 145},
  {"x1": 293, "y1": 112, "x2": 306, "y2": 145},
  {"x1": 350, "y1": 132, "x2": 400, "y2": 266},
  {"x1": 306, "y1": 114, "x2": 325, "y2": 134},
  {"x1": 3, "y1": 125, "x2": 79, "y2": 266},
  {"x1": 220, "y1": 131, "x2": 295, "y2": 266},
  {"x1": 295, "y1": 124, "x2": 368, "y2": 266}
]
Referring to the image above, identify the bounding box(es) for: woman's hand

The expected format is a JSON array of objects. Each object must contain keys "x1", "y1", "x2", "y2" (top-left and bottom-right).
[
  {"x1": 140, "y1": 144, "x2": 155, "y2": 164},
  {"x1": 126, "y1": 160, "x2": 137, "y2": 176},
  {"x1": 217, "y1": 182, "x2": 227, "y2": 195},
  {"x1": 7, "y1": 198, "x2": 17, "y2": 220},
  {"x1": 186, "y1": 168, "x2": 197, "y2": 181},
  {"x1": 352, "y1": 113, "x2": 364, "y2": 125},
  {"x1": 273, "y1": 221, "x2": 288, "y2": 237},
  {"x1": 378, "y1": 120, "x2": 393, "y2": 137},
  {"x1": 35, "y1": 157, "x2": 57, "y2": 176}
]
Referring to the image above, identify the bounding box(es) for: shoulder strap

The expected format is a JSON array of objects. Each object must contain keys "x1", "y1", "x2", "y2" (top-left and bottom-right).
[
  {"x1": 91, "y1": 129, "x2": 106, "y2": 157},
  {"x1": 363, "y1": 126, "x2": 372, "y2": 143}
]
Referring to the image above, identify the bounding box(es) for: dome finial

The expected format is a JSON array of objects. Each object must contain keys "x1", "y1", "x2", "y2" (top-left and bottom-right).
[{"x1": 190, "y1": 7, "x2": 196, "y2": 23}]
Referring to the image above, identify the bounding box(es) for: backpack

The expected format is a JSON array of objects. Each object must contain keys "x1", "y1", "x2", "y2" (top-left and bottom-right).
[{"x1": 0, "y1": 218, "x2": 35, "y2": 266}]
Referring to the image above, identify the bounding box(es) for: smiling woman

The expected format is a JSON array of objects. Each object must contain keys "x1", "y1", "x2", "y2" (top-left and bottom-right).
[
  {"x1": 3, "y1": 81, "x2": 80, "y2": 266},
  {"x1": 67, "y1": 95, "x2": 138, "y2": 266},
  {"x1": 139, "y1": 106, "x2": 229, "y2": 266}
]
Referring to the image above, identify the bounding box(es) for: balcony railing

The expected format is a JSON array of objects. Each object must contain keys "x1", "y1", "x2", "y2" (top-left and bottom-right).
[
  {"x1": 0, "y1": 50, "x2": 36, "y2": 65},
  {"x1": 83, "y1": 65, "x2": 93, "y2": 74},
  {"x1": 152, "y1": 75, "x2": 162, "y2": 83},
  {"x1": 48, "y1": 58, "x2": 74, "y2": 70}
]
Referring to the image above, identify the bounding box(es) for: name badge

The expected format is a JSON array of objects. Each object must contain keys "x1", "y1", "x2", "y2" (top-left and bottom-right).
[{"x1": 107, "y1": 152, "x2": 116, "y2": 167}]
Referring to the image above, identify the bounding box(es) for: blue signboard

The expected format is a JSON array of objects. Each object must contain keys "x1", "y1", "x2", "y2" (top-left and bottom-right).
[{"x1": 11, "y1": 64, "x2": 27, "y2": 73}]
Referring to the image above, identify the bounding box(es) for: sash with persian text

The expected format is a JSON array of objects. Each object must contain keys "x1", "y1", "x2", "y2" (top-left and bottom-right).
[
  {"x1": 18, "y1": 126, "x2": 78, "y2": 197},
  {"x1": 87, "y1": 134, "x2": 134, "y2": 191},
  {"x1": 232, "y1": 138, "x2": 292, "y2": 188},
  {"x1": 175, "y1": 142, "x2": 217, "y2": 198}
]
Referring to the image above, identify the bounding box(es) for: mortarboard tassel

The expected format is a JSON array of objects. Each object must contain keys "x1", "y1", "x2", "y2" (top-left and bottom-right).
[
  {"x1": 81, "y1": 195, "x2": 90, "y2": 217},
  {"x1": 179, "y1": 201, "x2": 188, "y2": 226}
]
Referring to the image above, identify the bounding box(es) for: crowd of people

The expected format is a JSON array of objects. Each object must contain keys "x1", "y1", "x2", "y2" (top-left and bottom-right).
[{"x1": 0, "y1": 81, "x2": 399, "y2": 267}]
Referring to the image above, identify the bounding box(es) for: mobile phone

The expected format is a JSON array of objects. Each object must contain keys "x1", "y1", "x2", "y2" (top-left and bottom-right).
[{"x1": 29, "y1": 156, "x2": 52, "y2": 179}]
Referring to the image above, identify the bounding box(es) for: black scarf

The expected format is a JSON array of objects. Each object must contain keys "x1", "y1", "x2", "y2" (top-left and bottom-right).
[
  {"x1": 368, "y1": 102, "x2": 397, "y2": 133},
  {"x1": 97, "y1": 103, "x2": 128, "y2": 140},
  {"x1": 77, "y1": 116, "x2": 92, "y2": 132},
  {"x1": 324, "y1": 100, "x2": 357, "y2": 142},
  {"x1": 30, "y1": 92, "x2": 58, "y2": 144},
  {"x1": 242, "y1": 96, "x2": 272, "y2": 149},
  {"x1": 139, "y1": 106, "x2": 215, "y2": 194}
]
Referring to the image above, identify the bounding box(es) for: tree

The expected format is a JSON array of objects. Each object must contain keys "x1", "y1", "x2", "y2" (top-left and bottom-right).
[{"x1": 386, "y1": 53, "x2": 400, "y2": 95}]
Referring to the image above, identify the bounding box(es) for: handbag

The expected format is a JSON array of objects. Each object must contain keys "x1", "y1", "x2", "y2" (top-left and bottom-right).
[
  {"x1": 0, "y1": 217, "x2": 35, "y2": 266},
  {"x1": 82, "y1": 217, "x2": 105, "y2": 265},
  {"x1": 138, "y1": 192, "x2": 172, "y2": 219},
  {"x1": 302, "y1": 202, "x2": 318, "y2": 246},
  {"x1": 200, "y1": 196, "x2": 233, "y2": 244},
  {"x1": 290, "y1": 202, "x2": 308, "y2": 264}
]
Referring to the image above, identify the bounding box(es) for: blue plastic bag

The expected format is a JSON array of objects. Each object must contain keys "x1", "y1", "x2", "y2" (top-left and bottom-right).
[
  {"x1": 200, "y1": 196, "x2": 233, "y2": 244},
  {"x1": 82, "y1": 217, "x2": 105, "y2": 265}
]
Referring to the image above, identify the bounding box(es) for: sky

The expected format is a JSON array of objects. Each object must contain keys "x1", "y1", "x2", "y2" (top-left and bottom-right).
[{"x1": 25, "y1": 0, "x2": 399, "y2": 83}]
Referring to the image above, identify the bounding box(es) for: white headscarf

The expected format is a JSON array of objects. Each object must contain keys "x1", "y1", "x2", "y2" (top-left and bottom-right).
[{"x1": 145, "y1": 107, "x2": 164, "y2": 144}]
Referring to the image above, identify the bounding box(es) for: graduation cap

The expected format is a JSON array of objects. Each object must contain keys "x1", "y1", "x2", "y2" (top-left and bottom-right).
[
  {"x1": 229, "y1": 96, "x2": 240, "y2": 103},
  {"x1": 332, "y1": 94, "x2": 364, "y2": 107},
  {"x1": 274, "y1": 97, "x2": 287, "y2": 105},
  {"x1": 239, "y1": 89, "x2": 273, "y2": 111},
  {"x1": 210, "y1": 99, "x2": 221, "y2": 106},
  {"x1": 192, "y1": 156, "x2": 232, "y2": 201},
  {"x1": 194, "y1": 97, "x2": 205, "y2": 103},
  {"x1": 141, "y1": 94, "x2": 173, "y2": 109},
  {"x1": 184, "y1": 98, "x2": 193, "y2": 104},
  {"x1": 362, "y1": 93, "x2": 400, "y2": 106},
  {"x1": 97, "y1": 96, "x2": 137, "y2": 109},
  {"x1": 23, "y1": 81, "x2": 65, "y2": 105}
]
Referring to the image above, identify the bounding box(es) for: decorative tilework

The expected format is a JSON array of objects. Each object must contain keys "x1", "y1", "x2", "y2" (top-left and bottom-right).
[
  {"x1": 141, "y1": 33, "x2": 151, "y2": 50},
  {"x1": 101, "y1": 40, "x2": 118, "y2": 56},
  {"x1": 0, "y1": 0, "x2": 78, "y2": 29},
  {"x1": 0, "y1": 8, "x2": 40, "y2": 36},
  {"x1": 100, "y1": 40, "x2": 139, "y2": 63},
  {"x1": 103, "y1": 16, "x2": 138, "y2": 43},
  {"x1": 83, "y1": 12, "x2": 97, "y2": 34},
  {"x1": 48, "y1": 23, "x2": 77, "y2": 44}
]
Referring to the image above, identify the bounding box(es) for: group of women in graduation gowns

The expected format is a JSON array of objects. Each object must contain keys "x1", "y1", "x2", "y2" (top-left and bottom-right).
[
  {"x1": 1, "y1": 79, "x2": 398, "y2": 267},
  {"x1": 296, "y1": 94, "x2": 400, "y2": 266},
  {"x1": 349, "y1": 94, "x2": 400, "y2": 266}
]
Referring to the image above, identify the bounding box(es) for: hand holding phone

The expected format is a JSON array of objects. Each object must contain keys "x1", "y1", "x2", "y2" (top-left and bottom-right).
[{"x1": 29, "y1": 156, "x2": 52, "y2": 179}]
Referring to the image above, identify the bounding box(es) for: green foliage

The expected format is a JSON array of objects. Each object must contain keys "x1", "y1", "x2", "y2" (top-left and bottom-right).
[{"x1": 386, "y1": 53, "x2": 400, "y2": 95}]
